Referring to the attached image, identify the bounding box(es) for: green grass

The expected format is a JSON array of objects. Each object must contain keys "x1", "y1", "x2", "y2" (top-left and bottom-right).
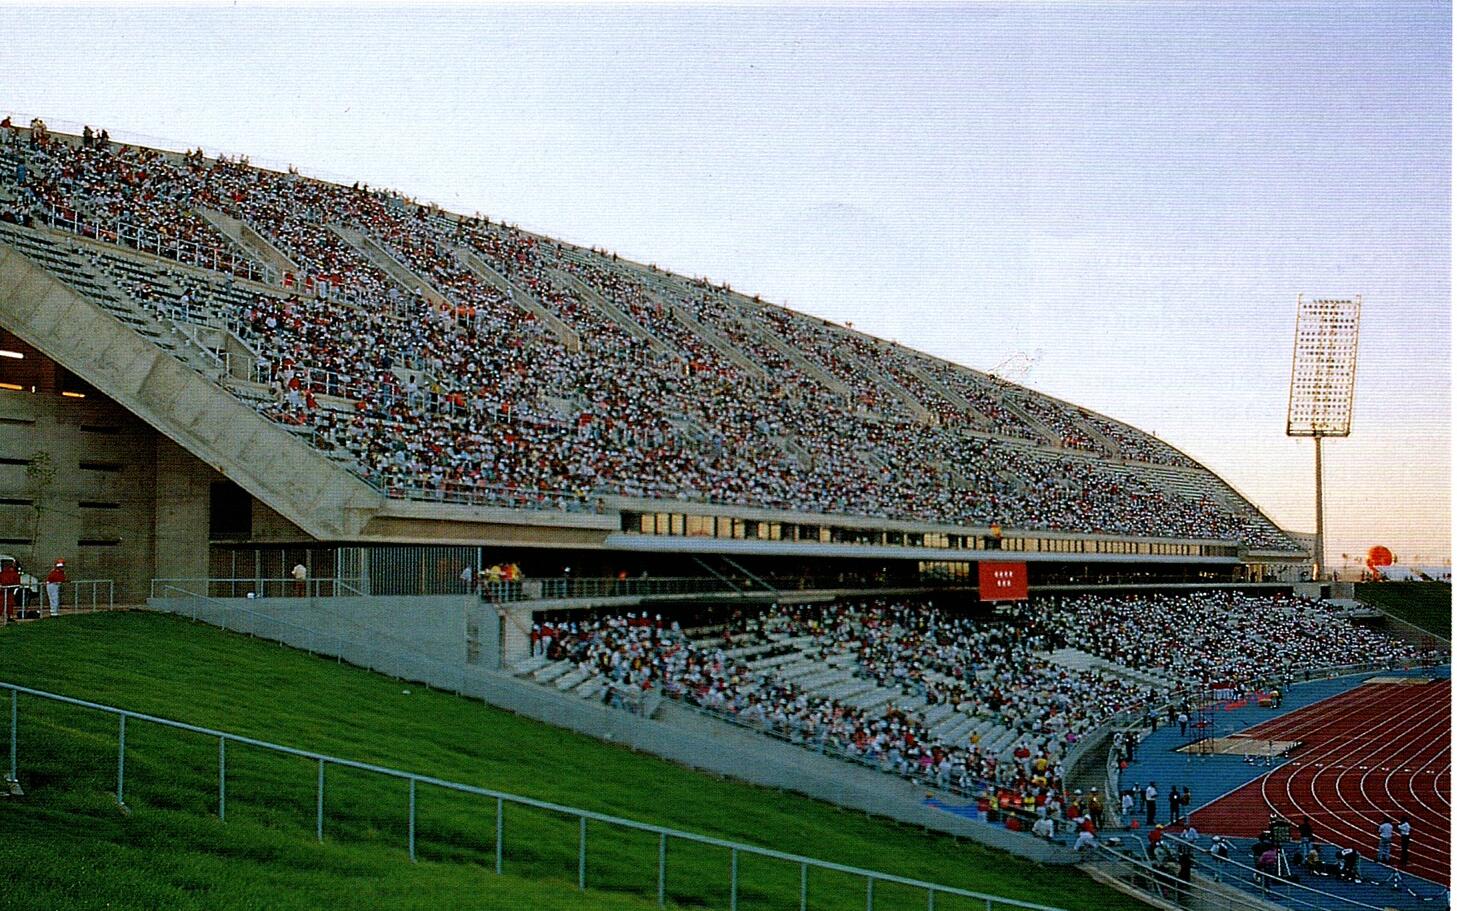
[
  {"x1": 1355, "y1": 581, "x2": 1452, "y2": 639},
  {"x1": 0, "y1": 612, "x2": 1140, "y2": 911}
]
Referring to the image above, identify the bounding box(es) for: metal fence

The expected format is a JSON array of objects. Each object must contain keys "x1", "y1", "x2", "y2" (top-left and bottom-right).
[
  {"x1": 1084, "y1": 841, "x2": 1278, "y2": 911},
  {"x1": 4, "y1": 579, "x2": 114, "y2": 616},
  {"x1": 1, "y1": 679, "x2": 1070, "y2": 911},
  {"x1": 486, "y1": 575, "x2": 764, "y2": 604},
  {"x1": 150, "y1": 577, "x2": 365, "y2": 600},
  {"x1": 1157, "y1": 834, "x2": 1443, "y2": 911}
]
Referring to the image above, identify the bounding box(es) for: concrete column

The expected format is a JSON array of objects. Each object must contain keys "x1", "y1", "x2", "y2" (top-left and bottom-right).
[
  {"x1": 500, "y1": 603, "x2": 533, "y2": 665},
  {"x1": 154, "y1": 438, "x2": 212, "y2": 582}
]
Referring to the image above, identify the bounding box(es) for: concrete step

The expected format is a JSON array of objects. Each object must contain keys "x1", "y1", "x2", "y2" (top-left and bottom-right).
[
  {"x1": 512, "y1": 655, "x2": 549, "y2": 676},
  {"x1": 533, "y1": 661, "x2": 571, "y2": 683},
  {"x1": 556, "y1": 668, "x2": 591, "y2": 691}
]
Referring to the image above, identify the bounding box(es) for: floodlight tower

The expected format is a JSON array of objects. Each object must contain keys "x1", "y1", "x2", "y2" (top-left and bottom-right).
[{"x1": 1286, "y1": 295, "x2": 1362, "y2": 580}]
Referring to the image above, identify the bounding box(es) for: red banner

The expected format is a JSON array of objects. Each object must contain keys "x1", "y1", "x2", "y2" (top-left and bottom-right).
[{"x1": 978, "y1": 561, "x2": 1028, "y2": 602}]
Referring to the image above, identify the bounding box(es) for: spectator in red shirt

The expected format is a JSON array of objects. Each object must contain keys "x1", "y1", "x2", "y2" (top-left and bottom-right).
[
  {"x1": 0, "y1": 559, "x2": 21, "y2": 623},
  {"x1": 45, "y1": 560, "x2": 66, "y2": 617}
]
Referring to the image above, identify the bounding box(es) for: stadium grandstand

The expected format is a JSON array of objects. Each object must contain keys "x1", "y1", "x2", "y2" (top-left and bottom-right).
[{"x1": 0, "y1": 118, "x2": 1448, "y2": 911}]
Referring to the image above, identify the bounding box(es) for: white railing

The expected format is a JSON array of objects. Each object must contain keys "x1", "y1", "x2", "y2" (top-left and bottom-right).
[
  {"x1": 3, "y1": 579, "x2": 114, "y2": 617},
  {"x1": 37, "y1": 203, "x2": 274, "y2": 284}
]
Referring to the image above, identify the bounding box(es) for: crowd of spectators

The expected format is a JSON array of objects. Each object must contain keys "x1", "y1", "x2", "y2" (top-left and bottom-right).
[
  {"x1": 0, "y1": 122, "x2": 1297, "y2": 548},
  {"x1": 540, "y1": 599, "x2": 1151, "y2": 829},
  {"x1": 532, "y1": 591, "x2": 1423, "y2": 839},
  {"x1": 1035, "y1": 590, "x2": 1422, "y2": 689}
]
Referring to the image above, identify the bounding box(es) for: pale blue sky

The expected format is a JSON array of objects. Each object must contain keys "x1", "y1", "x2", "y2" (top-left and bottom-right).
[{"x1": 2, "y1": 3, "x2": 1449, "y2": 563}]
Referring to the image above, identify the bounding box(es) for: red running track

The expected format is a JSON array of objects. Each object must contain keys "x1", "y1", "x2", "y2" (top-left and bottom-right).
[{"x1": 1190, "y1": 679, "x2": 1451, "y2": 885}]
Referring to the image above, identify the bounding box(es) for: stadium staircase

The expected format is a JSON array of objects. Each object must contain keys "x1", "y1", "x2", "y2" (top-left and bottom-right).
[
  {"x1": 197, "y1": 208, "x2": 301, "y2": 280},
  {"x1": 737, "y1": 310, "x2": 857, "y2": 398},
  {"x1": 547, "y1": 264, "x2": 669, "y2": 352},
  {"x1": 838, "y1": 342, "x2": 936, "y2": 423},
  {"x1": 329, "y1": 225, "x2": 450, "y2": 307},
  {"x1": 455, "y1": 249, "x2": 581, "y2": 349},
  {"x1": 658, "y1": 293, "x2": 771, "y2": 380}
]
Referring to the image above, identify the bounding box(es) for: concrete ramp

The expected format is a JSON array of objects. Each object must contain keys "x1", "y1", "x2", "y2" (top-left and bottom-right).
[{"x1": 0, "y1": 244, "x2": 382, "y2": 540}]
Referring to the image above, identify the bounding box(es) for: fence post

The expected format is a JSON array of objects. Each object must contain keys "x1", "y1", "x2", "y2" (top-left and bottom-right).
[
  {"x1": 217, "y1": 737, "x2": 226, "y2": 821},
  {"x1": 494, "y1": 797, "x2": 503, "y2": 874},
  {"x1": 657, "y1": 832, "x2": 666, "y2": 907},
  {"x1": 800, "y1": 861, "x2": 808, "y2": 911},
  {"x1": 927, "y1": 888, "x2": 935, "y2": 910},
  {"x1": 8, "y1": 688, "x2": 15, "y2": 784},
  {"x1": 408, "y1": 778, "x2": 416, "y2": 862},
  {"x1": 730, "y1": 847, "x2": 738, "y2": 911},
  {"x1": 116, "y1": 714, "x2": 126, "y2": 805},
  {"x1": 316, "y1": 759, "x2": 325, "y2": 842},
  {"x1": 577, "y1": 815, "x2": 586, "y2": 891},
  {"x1": 866, "y1": 875, "x2": 874, "y2": 911}
]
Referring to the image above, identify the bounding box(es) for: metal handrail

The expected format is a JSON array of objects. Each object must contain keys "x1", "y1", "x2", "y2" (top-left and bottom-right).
[
  {"x1": 150, "y1": 578, "x2": 366, "y2": 600},
  {"x1": 2, "y1": 677, "x2": 1070, "y2": 911},
  {"x1": 1085, "y1": 841, "x2": 1273, "y2": 911},
  {"x1": 35, "y1": 203, "x2": 274, "y2": 284},
  {"x1": 1, "y1": 578, "x2": 114, "y2": 615},
  {"x1": 1160, "y1": 833, "x2": 1441, "y2": 911}
]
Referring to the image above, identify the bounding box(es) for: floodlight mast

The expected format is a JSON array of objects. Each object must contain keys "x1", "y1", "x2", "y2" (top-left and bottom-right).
[{"x1": 1286, "y1": 295, "x2": 1362, "y2": 581}]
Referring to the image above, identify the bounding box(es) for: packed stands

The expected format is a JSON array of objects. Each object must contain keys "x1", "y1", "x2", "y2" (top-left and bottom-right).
[
  {"x1": 0, "y1": 121, "x2": 1298, "y2": 549},
  {"x1": 515, "y1": 598, "x2": 1147, "y2": 830},
  {"x1": 1038, "y1": 590, "x2": 1421, "y2": 689},
  {"x1": 512, "y1": 592, "x2": 1421, "y2": 832}
]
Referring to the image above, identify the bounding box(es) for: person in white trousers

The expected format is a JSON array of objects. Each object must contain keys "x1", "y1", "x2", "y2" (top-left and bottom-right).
[{"x1": 45, "y1": 559, "x2": 66, "y2": 617}]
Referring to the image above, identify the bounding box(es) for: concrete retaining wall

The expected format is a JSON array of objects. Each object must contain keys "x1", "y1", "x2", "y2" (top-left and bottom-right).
[{"x1": 148, "y1": 593, "x2": 1075, "y2": 865}]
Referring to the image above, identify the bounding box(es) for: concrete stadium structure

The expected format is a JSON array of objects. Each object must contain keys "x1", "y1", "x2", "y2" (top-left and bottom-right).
[{"x1": 0, "y1": 126, "x2": 1312, "y2": 623}]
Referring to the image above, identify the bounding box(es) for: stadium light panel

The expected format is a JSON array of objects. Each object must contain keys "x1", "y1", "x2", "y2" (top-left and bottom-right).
[
  {"x1": 1286, "y1": 294, "x2": 1361, "y2": 581},
  {"x1": 1287, "y1": 295, "x2": 1361, "y2": 438}
]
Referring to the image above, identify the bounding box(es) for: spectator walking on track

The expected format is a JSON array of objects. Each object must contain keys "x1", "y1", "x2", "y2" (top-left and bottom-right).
[
  {"x1": 1376, "y1": 818, "x2": 1393, "y2": 864},
  {"x1": 1398, "y1": 815, "x2": 1411, "y2": 867},
  {"x1": 1169, "y1": 784, "x2": 1181, "y2": 823},
  {"x1": 1145, "y1": 781, "x2": 1158, "y2": 826},
  {"x1": 45, "y1": 559, "x2": 64, "y2": 617}
]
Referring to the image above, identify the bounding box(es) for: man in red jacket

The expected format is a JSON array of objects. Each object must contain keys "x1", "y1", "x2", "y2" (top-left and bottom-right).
[
  {"x1": 45, "y1": 560, "x2": 66, "y2": 617},
  {"x1": 0, "y1": 559, "x2": 21, "y2": 623}
]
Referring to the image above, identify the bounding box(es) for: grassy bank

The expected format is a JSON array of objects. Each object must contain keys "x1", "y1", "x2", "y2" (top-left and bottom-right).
[
  {"x1": 0, "y1": 611, "x2": 1135, "y2": 911},
  {"x1": 1355, "y1": 581, "x2": 1452, "y2": 639}
]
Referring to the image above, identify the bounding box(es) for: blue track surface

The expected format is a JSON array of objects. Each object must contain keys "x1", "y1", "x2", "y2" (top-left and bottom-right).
[{"x1": 1116, "y1": 666, "x2": 1451, "y2": 910}]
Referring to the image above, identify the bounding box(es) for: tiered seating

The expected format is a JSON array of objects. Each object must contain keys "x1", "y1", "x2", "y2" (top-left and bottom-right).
[
  {"x1": 515, "y1": 592, "x2": 1423, "y2": 836},
  {"x1": 1034, "y1": 590, "x2": 1422, "y2": 689},
  {"x1": 0, "y1": 121, "x2": 1302, "y2": 550},
  {"x1": 521, "y1": 600, "x2": 1152, "y2": 816}
]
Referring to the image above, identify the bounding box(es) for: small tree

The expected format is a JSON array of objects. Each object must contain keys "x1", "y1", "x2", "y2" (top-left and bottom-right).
[{"x1": 25, "y1": 451, "x2": 55, "y2": 566}]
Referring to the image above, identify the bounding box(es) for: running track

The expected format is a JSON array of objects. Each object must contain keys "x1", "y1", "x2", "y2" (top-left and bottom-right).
[{"x1": 1190, "y1": 678, "x2": 1451, "y2": 885}]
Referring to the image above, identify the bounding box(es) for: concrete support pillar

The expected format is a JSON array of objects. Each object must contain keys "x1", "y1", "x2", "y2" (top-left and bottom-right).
[
  {"x1": 154, "y1": 438, "x2": 212, "y2": 582},
  {"x1": 500, "y1": 603, "x2": 533, "y2": 665}
]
